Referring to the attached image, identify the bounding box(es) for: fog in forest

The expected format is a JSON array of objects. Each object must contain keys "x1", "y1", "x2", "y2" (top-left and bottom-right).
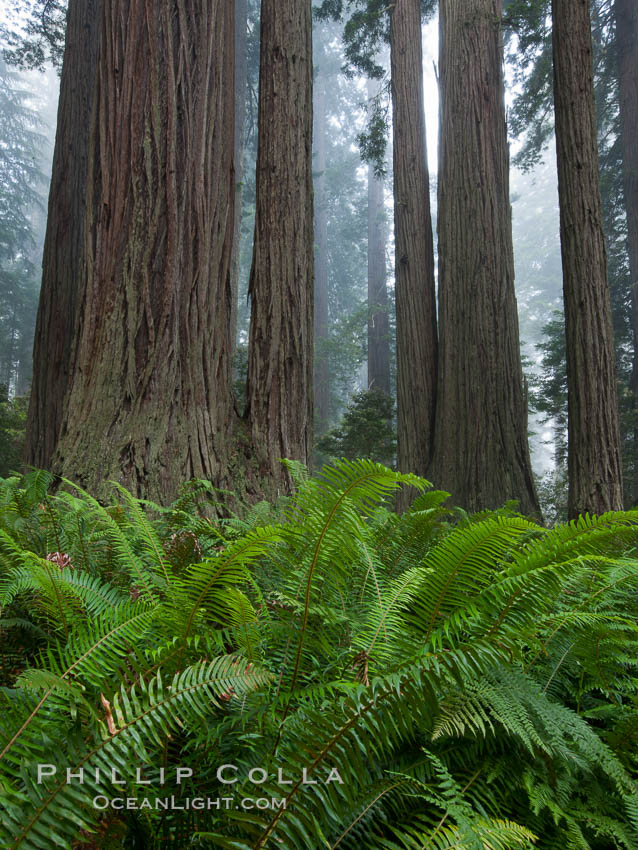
[
  {"x1": 0, "y1": 2, "x2": 632, "y2": 523},
  {"x1": 3, "y1": 3, "x2": 638, "y2": 847}
]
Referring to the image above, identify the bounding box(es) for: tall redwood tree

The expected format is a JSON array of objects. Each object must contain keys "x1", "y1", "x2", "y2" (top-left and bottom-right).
[
  {"x1": 246, "y1": 0, "x2": 314, "y2": 487},
  {"x1": 615, "y1": 0, "x2": 638, "y2": 471},
  {"x1": 25, "y1": 0, "x2": 101, "y2": 470},
  {"x1": 48, "y1": 0, "x2": 237, "y2": 502},
  {"x1": 230, "y1": 0, "x2": 249, "y2": 361},
  {"x1": 430, "y1": 0, "x2": 539, "y2": 515},
  {"x1": 390, "y1": 0, "x2": 438, "y2": 483},
  {"x1": 367, "y1": 162, "x2": 391, "y2": 398},
  {"x1": 314, "y1": 68, "x2": 331, "y2": 435},
  {"x1": 367, "y1": 80, "x2": 391, "y2": 399},
  {"x1": 553, "y1": 0, "x2": 623, "y2": 516}
]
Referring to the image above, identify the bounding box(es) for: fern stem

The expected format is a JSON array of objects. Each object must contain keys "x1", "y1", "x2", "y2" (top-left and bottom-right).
[
  {"x1": 0, "y1": 608, "x2": 154, "y2": 762},
  {"x1": 541, "y1": 642, "x2": 574, "y2": 694},
  {"x1": 41, "y1": 558, "x2": 69, "y2": 638},
  {"x1": 45, "y1": 496, "x2": 62, "y2": 557},
  {"x1": 358, "y1": 532, "x2": 389, "y2": 650},
  {"x1": 256, "y1": 690, "x2": 385, "y2": 849},
  {"x1": 421, "y1": 768, "x2": 481, "y2": 849},
  {"x1": 365, "y1": 570, "x2": 418, "y2": 657},
  {"x1": 330, "y1": 780, "x2": 406, "y2": 848},
  {"x1": 424, "y1": 534, "x2": 492, "y2": 642},
  {"x1": 9, "y1": 663, "x2": 258, "y2": 848},
  {"x1": 77, "y1": 513, "x2": 90, "y2": 572},
  {"x1": 283, "y1": 472, "x2": 380, "y2": 723}
]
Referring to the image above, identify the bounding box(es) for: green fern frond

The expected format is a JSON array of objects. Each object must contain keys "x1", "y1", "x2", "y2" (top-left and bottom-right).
[
  {"x1": 0, "y1": 603, "x2": 159, "y2": 766},
  {"x1": 109, "y1": 481, "x2": 175, "y2": 588},
  {"x1": 0, "y1": 656, "x2": 272, "y2": 850},
  {"x1": 175, "y1": 525, "x2": 284, "y2": 639},
  {"x1": 58, "y1": 477, "x2": 162, "y2": 603},
  {"x1": 404, "y1": 517, "x2": 539, "y2": 641}
]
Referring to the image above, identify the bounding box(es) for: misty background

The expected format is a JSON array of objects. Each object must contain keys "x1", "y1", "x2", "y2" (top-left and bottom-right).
[{"x1": 0, "y1": 4, "x2": 592, "y2": 515}]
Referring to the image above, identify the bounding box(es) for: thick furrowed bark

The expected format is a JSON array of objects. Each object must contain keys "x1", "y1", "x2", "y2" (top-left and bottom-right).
[
  {"x1": 553, "y1": 0, "x2": 623, "y2": 518},
  {"x1": 52, "y1": 0, "x2": 238, "y2": 504},
  {"x1": 25, "y1": 0, "x2": 101, "y2": 470},
  {"x1": 430, "y1": 0, "x2": 539, "y2": 516},
  {"x1": 246, "y1": 0, "x2": 314, "y2": 489},
  {"x1": 390, "y1": 0, "x2": 437, "y2": 500},
  {"x1": 367, "y1": 77, "x2": 391, "y2": 401},
  {"x1": 314, "y1": 74, "x2": 331, "y2": 436},
  {"x1": 615, "y1": 0, "x2": 638, "y2": 505}
]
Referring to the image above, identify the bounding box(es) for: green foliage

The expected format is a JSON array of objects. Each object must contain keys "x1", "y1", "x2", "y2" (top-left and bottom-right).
[
  {"x1": 1, "y1": 1, "x2": 67, "y2": 70},
  {"x1": 534, "y1": 466, "x2": 569, "y2": 527},
  {"x1": 317, "y1": 389, "x2": 396, "y2": 466},
  {"x1": 0, "y1": 58, "x2": 45, "y2": 260},
  {"x1": 314, "y1": 0, "x2": 436, "y2": 173},
  {"x1": 232, "y1": 343, "x2": 249, "y2": 414},
  {"x1": 505, "y1": 0, "x2": 638, "y2": 506},
  {"x1": 1, "y1": 460, "x2": 638, "y2": 848},
  {"x1": 311, "y1": 21, "x2": 375, "y2": 427},
  {"x1": 0, "y1": 387, "x2": 27, "y2": 478},
  {"x1": 529, "y1": 312, "x2": 568, "y2": 457},
  {"x1": 0, "y1": 58, "x2": 48, "y2": 397},
  {"x1": 357, "y1": 86, "x2": 390, "y2": 178},
  {"x1": 315, "y1": 0, "x2": 437, "y2": 78}
]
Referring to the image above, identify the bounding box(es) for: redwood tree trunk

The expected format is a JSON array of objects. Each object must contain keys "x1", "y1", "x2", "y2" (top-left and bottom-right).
[
  {"x1": 615, "y1": 0, "x2": 638, "y2": 504},
  {"x1": 367, "y1": 80, "x2": 391, "y2": 399},
  {"x1": 367, "y1": 161, "x2": 391, "y2": 398},
  {"x1": 314, "y1": 73, "x2": 331, "y2": 435},
  {"x1": 230, "y1": 0, "x2": 248, "y2": 362},
  {"x1": 390, "y1": 0, "x2": 437, "y2": 482},
  {"x1": 25, "y1": 0, "x2": 101, "y2": 470},
  {"x1": 246, "y1": 0, "x2": 314, "y2": 486},
  {"x1": 52, "y1": 0, "x2": 237, "y2": 502},
  {"x1": 553, "y1": 0, "x2": 623, "y2": 517},
  {"x1": 430, "y1": 0, "x2": 539, "y2": 516}
]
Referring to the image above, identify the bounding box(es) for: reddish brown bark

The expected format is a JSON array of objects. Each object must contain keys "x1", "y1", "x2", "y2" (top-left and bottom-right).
[
  {"x1": 367, "y1": 82, "x2": 391, "y2": 399},
  {"x1": 367, "y1": 161, "x2": 391, "y2": 398},
  {"x1": 616, "y1": 0, "x2": 638, "y2": 380},
  {"x1": 51, "y1": 0, "x2": 237, "y2": 502},
  {"x1": 615, "y1": 0, "x2": 638, "y2": 505},
  {"x1": 430, "y1": 0, "x2": 539, "y2": 516},
  {"x1": 230, "y1": 0, "x2": 248, "y2": 362},
  {"x1": 246, "y1": 0, "x2": 314, "y2": 488},
  {"x1": 390, "y1": 0, "x2": 438, "y2": 485},
  {"x1": 553, "y1": 0, "x2": 623, "y2": 517},
  {"x1": 25, "y1": 0, "x2": 101, "y2": 470}
]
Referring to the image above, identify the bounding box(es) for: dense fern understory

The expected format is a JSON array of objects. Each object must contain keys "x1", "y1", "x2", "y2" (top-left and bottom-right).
[{"x1": 0, "y1": 460, "x2": 637, "y2": 849}]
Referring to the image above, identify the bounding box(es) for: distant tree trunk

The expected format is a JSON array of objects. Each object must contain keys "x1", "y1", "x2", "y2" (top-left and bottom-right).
[
  {"x1": 25, "y1": 0, "x2": 101, "y2": 470},
  {"x1": 5, "y1": 302, "x2": 18, "y2": 390},
  {"x1": 16, "y1": 311, "x2": 35, "y2": 397},
  {"x1": 16, "y1": 361, "x2": 31, "y2": 398},
  {"x1": 314, "y1": 72, "x2": 331, "y2": 435},
  {"x1": 230, "y1": 0, "x2": 248, "y2": 363},
  {"x1": 553, "y1": 0, "x2": 623, "y2": 517},
  {"x1": 390, "y1": 0, "x2": 438, "y2": 485},
  {"x1": 246, "y1": 0, "x2": 314, "y2": 486},
  {"x1": 615, "y1": 0, "x2": 638, "y2": 504},
  {"x1": 367, "y1": 161, "x2": 391, "y2": 397},
  {"x1": 51, "y1": 0, "x2": 237, "y2": 502},
  {"x1": 430, "y1": 0, "x2": 539, "y2": 516},
  {"x1": 367, "y1": 80, "x2": 391, "y2": 399}
]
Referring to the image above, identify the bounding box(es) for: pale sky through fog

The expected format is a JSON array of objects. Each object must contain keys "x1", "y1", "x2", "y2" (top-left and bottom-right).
[{"x1": 422, "y1": 17, "x2": 440, "y2": 176}]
